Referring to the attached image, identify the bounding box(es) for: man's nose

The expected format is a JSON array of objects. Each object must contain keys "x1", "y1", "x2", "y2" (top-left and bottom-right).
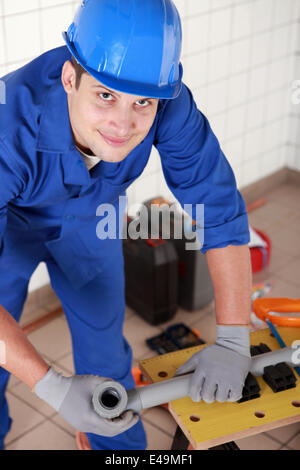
[{"x1": 109, "y1": 106, "x2": 135, "y2": 137}]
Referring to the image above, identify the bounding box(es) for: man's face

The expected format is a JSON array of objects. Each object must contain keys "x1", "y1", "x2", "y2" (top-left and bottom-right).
[{"x1": 62, "y1": 61, "x2": 159, "y2": 163}]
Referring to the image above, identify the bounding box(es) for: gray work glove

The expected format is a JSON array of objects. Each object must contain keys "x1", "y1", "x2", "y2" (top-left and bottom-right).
[
  {"x1": 175, "y1": 325, "x2": 251, "y2": 404},
  {"x1": 34, "y1": 367, "x2": 139, "y2": 436}
]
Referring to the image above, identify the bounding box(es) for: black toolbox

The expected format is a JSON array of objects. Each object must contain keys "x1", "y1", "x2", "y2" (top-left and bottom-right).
[
  {"x1": 123, "y1": 216, "x2": 178, "y2": 325},
  {"x1": 141, "y1": 197, "x2": 214, "y2": 311}
]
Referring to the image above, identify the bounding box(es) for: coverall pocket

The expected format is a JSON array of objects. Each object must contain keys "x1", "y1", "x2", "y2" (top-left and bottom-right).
[{"x1": 45, "y1": 189, "x2": 127, "y2": 290}]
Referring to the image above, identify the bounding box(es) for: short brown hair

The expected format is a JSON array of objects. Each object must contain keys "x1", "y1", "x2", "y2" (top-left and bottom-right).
[{"x1": 71, "y1": 56, "x2": 88, "y2": 89}]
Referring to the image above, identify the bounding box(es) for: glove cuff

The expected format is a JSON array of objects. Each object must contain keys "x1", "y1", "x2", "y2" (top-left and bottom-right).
[
  {"x1": 216, "y1": 325, "x2": 251, "y2": 358},
  {"x1": 34, "y1": 366, "x2": 71, "y2": 412}
]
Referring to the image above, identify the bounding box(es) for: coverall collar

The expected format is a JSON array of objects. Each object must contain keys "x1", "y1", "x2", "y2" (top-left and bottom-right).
[{"x1": 36, "y1": 77, "x2": 76, "y2": 154}]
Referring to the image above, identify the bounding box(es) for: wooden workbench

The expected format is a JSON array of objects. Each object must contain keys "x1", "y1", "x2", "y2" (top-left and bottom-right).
[{"x1": 139, "y1": 327, "x2": 300, "y2": 450}]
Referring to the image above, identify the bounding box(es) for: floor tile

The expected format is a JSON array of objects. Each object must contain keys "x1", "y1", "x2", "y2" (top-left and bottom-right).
[
  {"x1": 9, "y1": 382, "x2": 56, "y2": 418},
  {"x1": 289, "y1": 214, "x2": 300, "y2": 234},
  {"x1": 20, "y1": 306, "x2": 50, "y2": 328},
  {"x1": 50, "y1": 413, "x2": 76, "y2": 436},
  {"x1": 266, "y1": 247, "x2": 295, "y2": 274},
  {"x1": 142, "y1": 406, "x2": 178, "y2": 438},
  {"x1": 270, "y1": 227, "x2": 300, "y2": 257},
  {"x1": 123, "y1": 313, "x2": 165, "y2": 360},
  {"x1": 191, "y1": 309, "x2": 217, "y2": 344},
  {"x1": 235, "y1": 433, "x2": 281, "y2": 450},
  {"x1": 285, "y1": 431, "x2": 300, "y2": 450},
  {"x1": 125, "y1": 305, "x2": 136, "y2": 320},
  {"x1": 266, "y1": 275, "x2": 300, "y2": 298},
  {"x1": 6, "y1": 420, "x2": 77, "y2": 450},
  {"x1": 265, "y1": 422, "x2": 300, "y2": 445},
  {"x1": 248, "y1": 201, "x2": 298, "y2": 233},
  {"x1": 158, "y1": 301, "x2": 215, "y2": 331},
  {"x1": 27, "y1": 316, "x2": 72, "y2": 362},
  {"x1": 54, "y1": 353, "x2": 75, "y2": 375},
  {"x1": 5, "y1": 392, "x2": 46, "y2": 445},
  {"x1": 267, "y1": 184, "x2": 300, "y2": 212},
  {"x1": 248, "y1": 211, "x2": 277, "y2": 233},
  {"x1": 274, "y1": 257, "x2": 300, "y2": 287},
  {"x1": 7, "y1": 374, "x2": 21, "y2": 391},
  {"x1": 142, "y1": 419, "x2": 174, "y2": 450}
]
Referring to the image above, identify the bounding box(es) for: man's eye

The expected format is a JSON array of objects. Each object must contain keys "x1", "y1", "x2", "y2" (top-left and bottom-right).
[
  {"x1": 136, "y1": 99, "x2": 150, "y2": 107},
  {"x1": 100, "y1": 92, "x2": 113, "y2": 101}
]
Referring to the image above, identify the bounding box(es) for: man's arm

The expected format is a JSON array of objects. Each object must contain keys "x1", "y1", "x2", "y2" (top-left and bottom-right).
[
  {"x1": 0, "y1": 304, "x2": 50, "y2": 389},
  {"x1": 0, "y1": 304, "x2": 140, "y2": 435},
  {"x1": 206, "y1": 244, "x2": 252, "y2": 326},
  {"x1": 175, "y1": 244, "x2": 253, "y2": 403}
]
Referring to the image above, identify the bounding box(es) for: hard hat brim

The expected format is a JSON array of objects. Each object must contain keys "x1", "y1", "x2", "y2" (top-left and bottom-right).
[{"x1": 62, "y1": 32, "x2": 183, "y2": 100}]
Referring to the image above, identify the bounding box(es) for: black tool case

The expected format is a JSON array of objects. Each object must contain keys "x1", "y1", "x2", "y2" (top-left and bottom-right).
[
  {"x1": 123, "y1": 217, "x2": 178, "y2": 325},
  {"x1": 142, "y1": 197, "x2": 214, "y2": 311}
]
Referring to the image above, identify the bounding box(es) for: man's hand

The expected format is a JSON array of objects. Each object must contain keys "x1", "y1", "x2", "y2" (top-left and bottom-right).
[
  {"x1": 34, "y1": 367, "x2": 139, "y2": 436},
  {"x1": 175, "y1": 325, "x2": 251, "y2": 403}
]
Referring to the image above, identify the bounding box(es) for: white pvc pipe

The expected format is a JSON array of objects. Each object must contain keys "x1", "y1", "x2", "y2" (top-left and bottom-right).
[{"x1": 92, "y1": 346, "x2": 299, "y2": 418}]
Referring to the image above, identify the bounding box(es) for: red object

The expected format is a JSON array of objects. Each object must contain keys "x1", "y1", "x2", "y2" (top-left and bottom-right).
[
  {"x1": 146, "y1": 238, "x2": 165, "y2": 247},
  {"x1": 132, "y1": 367, "x2": 150, "y2": 387},
  {"x1": 132, "y1": 367, "x2": 169, "y2": 410},
  {"x1": 250, "y1": 228, "x2": 271, "y2": 273},
  {"x1": 246, "y1": 198, "x2": 266, "y2": 213}
]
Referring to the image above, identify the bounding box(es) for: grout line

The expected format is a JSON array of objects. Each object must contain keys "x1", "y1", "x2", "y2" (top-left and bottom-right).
[
  {"x1": 264, "y1": 431, "x2": 296, "y2": 448},
  {"x1": 0, "y1": 1, "x2": 75, "y2": 19},
  {"x1": 7, "y1": 387, "x2": 57, "y2": 420},
  {"x1": 272, "y1": 273, "x2": 300, "y2": 290},
  {"x1": 284, "y1": 429, "x2": 300, "y2": 449},
  {"x1": 47, "y1": 416, "x2": 76, "y2": 439},
  {"x1": 182, "y1": 19, "x2": 299, "y2": 61},
  {"x1": 142, "y1": 414, "x2": 175, "y2": 439},
  {"x1": 5, "y1": 415, "x2": 49, "y2": 447},
  {"x1": 184, "y1": 51, "x2": 294, "y2": 90}
]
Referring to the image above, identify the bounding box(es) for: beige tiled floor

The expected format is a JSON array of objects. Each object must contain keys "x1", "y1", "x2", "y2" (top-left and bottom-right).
[{"x1": 3, "y1": 181, "x2": 300, "y2": 450}]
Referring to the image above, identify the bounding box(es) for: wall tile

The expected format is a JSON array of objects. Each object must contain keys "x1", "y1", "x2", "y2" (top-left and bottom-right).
[
  {"x1": 251, "y1": 31, "x2": 272, "y2": 67},
  {"x1": 206, "y1": 80, "x2": 228, "y2": 115},
  {"x1": 186, "y1": 14, "x2": 211, "y2": 55},
  {"x1": 246, "y1": 97, "x2": 265, "y2": 131},
  {"x1": 210, "y1": 7, "x2": 232, "y2": 48},
  {"x1": 271, "y1": 25, "x2": 292, "y2": 61},
  {"x1": 232, "y1": 2, "x2": 253, "y2": 41},
  {"x1": 5, "y1": 12, "x2": 40, "y2": 63},
  {"x1": 230, "y1": 37, "x2": 251, "y2": 75},
  {"x1": 3, "y1": 0, "x2": 39, "y2": 15},
  {"x1": 243, "y1": 158, "x2": 261, "y2": 186},
  {"x1": 40, "y1": 4, "x2": 74, "y2": 51},
  {"x1": 228, "y1": 71, "x2": 249, "y2": 107},
  {"x1": 187, "y1": 0, "x2": 211, "y2": 16},
  {"x1": 252, "y1": 0, "x2": 273, "y2": 34},
  {"x1": 207, "y1": 44, "x2": 231, "y2": 81}
]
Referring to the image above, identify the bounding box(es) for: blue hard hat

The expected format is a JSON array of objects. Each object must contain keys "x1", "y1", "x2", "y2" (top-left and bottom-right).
[{"x1": 62, "y1": 0, "x2": 183, "y2": 99}]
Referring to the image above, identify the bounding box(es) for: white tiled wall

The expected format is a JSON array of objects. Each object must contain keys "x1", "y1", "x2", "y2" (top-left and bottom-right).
[
  {"x1": 0, "y1": 0, "x2": 299, "y2": 291},
  {"x1": 289, "y1": 1, "x2": 300, "y2": 172}
]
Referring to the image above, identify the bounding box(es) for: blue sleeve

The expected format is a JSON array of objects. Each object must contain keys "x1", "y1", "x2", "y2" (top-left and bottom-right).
[
  {"x1": 154, "y1": 83, "x2": 250, "y2": 253},
  {"x1": 0, "y1": 139, "x2": 25, "y2": 246}
]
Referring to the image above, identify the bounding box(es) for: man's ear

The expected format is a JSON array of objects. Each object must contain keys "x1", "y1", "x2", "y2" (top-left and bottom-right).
[{"x1": 61, "y1": 60, "x2": 76, "y2": 94}]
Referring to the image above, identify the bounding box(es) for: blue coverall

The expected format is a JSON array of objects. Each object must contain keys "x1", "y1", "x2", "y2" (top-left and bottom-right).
[{"x1": 0, "y1": 46, "x2": 250, "y2": 450}]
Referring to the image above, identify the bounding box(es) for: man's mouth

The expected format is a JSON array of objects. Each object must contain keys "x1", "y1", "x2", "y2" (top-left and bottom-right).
[{"x1": 99, "y1": 131, "x2": 130, "y2": 147}]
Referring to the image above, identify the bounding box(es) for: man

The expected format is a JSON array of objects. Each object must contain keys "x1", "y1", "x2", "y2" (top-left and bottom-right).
[{"x1": 0, "y1": 0, "x2": 252, "y2": 451}]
